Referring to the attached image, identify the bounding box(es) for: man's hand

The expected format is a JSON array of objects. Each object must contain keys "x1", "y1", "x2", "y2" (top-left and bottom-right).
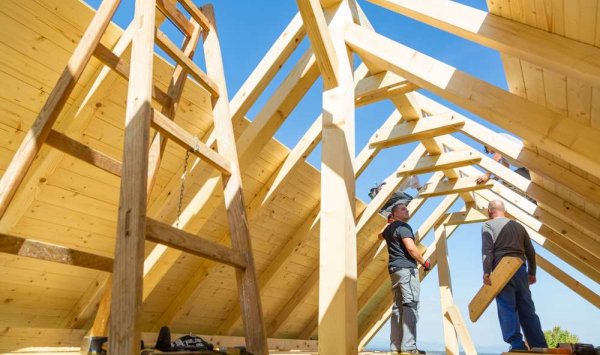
[
  {"x1": 483, "y1": 273, "x2": 492, "y2": 286},
  {"x1": 528, "y1": 274, "x2": 536, "y2": 285},
  {"x1": 422, "y1": 259, "x2": 432, "y2": 271},
  {"x1": 476, "y1": 174, "x2": 490, "y2": 185}
]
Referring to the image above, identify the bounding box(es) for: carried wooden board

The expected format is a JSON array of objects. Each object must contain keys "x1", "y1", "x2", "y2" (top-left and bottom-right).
[{"x1": 468, "y1": 256, "x2": 523, "y2": 322}]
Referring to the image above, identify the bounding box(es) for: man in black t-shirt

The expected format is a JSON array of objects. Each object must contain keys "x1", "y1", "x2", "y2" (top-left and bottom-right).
[{"x1": 379, "y1": 204, "x2": 431, "y2": 354}]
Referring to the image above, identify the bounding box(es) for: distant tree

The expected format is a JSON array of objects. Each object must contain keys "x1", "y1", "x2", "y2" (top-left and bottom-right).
[{"x1": 544, "y1": 326, "x2": 580, "y2": 348}]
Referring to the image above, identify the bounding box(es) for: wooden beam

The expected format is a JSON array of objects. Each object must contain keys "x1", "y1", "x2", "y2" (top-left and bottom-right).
[
  {"x1": 45, "y1": 130, "x2": 121, "y2": 177},
  {"x1": 354, "y1": 110, "x2": 402, "y2": 177},
  {"x1": 297, "y1": 0, "x2": 339, "y2": 89},
  {"x1": 177, "y1": 0, "x2": 211, "y2": 32},
  {"x1": 367, "y1": 0, "x2": 600, "y2": 88},
  {"x1": 156, "y1": 0, "x2": 195, "y2": 37},
  {"x1": 435, "y1": 227, "x2": 459, "y2": 355},
  {"x1": 155, "y1": 29, "x2": 220, "y2": 99},
  {"x1": 442, "y1": 208, "x2": 488, "y2": 225},
  {"x1": 397, "y1": 150, "x2": 480, "y2": 176},
  {"x1": 229, "y1": 12, "x2": 305, "y2": 124},
  {"x1": 469, "y1": 256, "x2": 523, "y2": 322},
  {"x1": 0, "y1": 0, "x2": 120, "y2": 220},
  {"x1": 318, "y1": 2, "x2": 357, "y2": 353},
  {"x1": 415, "y1": 92, "x2": 600, "y2": 206},
  {"x1": 445, "y1": 305, "x2": 478, "y2": 355},
  {"x1": 369, "y1": 113, "x2": 464, "y2": 149},
  {"x1": 419, "y1": 177, "x2": 492, "y2": 197},
  {"x1": 0, "y1": 233, "x2": 112, "y2": 272},
  {"x1": 108, "y1": 0, "x2": 155, "y2": 353},
  {"x1": 145, "y1": 219, "x2": 247, "y2": 269},
  {"x1": 441, "y1": 136, "x2": 600, "y2": 244},
  {"x1": 536, "y1": 254, "x2": 600, "y2": 309},
  {"x1": 354, "y1": 71, "x2": 417, "y2": 107},
  {"x1": 345, "y1": 23, "x2": 600, "y2": 178},
  {"x1": 201, "y1": 5, "x2": 268, "y2": 354},
  {"x1": 150, "y1": 109, "x2": 231, "y2": 175},
  {"x1": 93, "y1": 43, "x2": 171, "y2": 107}
]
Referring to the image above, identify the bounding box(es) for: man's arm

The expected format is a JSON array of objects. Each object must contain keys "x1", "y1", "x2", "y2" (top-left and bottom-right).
[
  {"x1": 401, "y1": 235, "x2": 426, "y2": 266},
  {"x1": 476, "y1": 152, "x2": 504, "y2": 184},
  {"x1": 482, "y1": 223, "x2": 494, "y2": 285},
  {"x1": 523, "y1": 227, "x2": 537, "y2": 284}
]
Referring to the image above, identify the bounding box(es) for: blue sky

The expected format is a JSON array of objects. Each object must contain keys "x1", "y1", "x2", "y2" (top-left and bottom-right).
[{"x1": 84, "y1": 0, "x2": 600, "y2": 351}]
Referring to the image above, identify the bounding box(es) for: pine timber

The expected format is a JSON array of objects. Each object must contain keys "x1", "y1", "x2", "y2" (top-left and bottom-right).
[{"x1": 468, "y1": 256, "x2": 524, "y2": 322}]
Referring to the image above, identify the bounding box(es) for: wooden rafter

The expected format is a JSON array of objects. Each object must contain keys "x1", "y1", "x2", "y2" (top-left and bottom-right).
[
  {"x1": 418, "y1": 177, "x2": 493, "y2": 197},
  {"x1": 345, "y1": 23, "x2": 600, "y2": 178},
  {"x1": 396, "y1": 150, "x2": 480, "y2": 176},
  {"x1": 297, "y1": 0, "x2": 339, "y2": 89},
  {"x1": 368, "y1": 0, "x2": 600, "y2": 87}
]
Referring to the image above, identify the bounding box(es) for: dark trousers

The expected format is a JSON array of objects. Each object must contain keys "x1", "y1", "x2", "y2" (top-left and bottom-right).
[{"x1": 496, "y1": 265, "x2": 547, "y2": 350}]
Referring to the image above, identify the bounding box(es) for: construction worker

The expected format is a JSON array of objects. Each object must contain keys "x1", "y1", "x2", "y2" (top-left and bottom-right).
[
  {"x1": 481, "y1": 199, "x2": 548, "y2": 351},
  {"x1": 369, "y1": 175, "x2": 422, "y2": 214},
  {"x1": 379, "y1": 203, "x2": 431, "y2": 354},
  {"x1": 475, "y1": 134, "x2": 531, "y2": 185}
]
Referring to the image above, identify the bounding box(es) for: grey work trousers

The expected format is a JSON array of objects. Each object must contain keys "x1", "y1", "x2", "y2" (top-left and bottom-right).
[{"x1": 389, "y1": 267, "x2": 420, "y2": 352}]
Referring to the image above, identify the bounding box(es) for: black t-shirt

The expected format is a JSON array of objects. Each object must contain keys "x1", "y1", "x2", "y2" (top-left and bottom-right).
[{"x1": 382, "y1": 220, "x2": 417, "y2": 272}]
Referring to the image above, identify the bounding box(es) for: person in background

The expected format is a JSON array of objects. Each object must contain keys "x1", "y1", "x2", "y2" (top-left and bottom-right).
[
  {"x1": 369, "y1": 175, "x2": 422, "y2": 214},
  {"x1": 481, "y1": 199, "x2": 547, "y2": 351}
]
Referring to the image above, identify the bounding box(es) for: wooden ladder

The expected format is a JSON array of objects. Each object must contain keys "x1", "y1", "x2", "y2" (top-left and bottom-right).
[{"x1": 0, "y1": 0, "x2": 268, "y2": 354}]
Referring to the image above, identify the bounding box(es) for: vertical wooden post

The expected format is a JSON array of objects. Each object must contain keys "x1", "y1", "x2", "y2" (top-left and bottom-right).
[
  {"x1": 435, "y1": 226, "x2": 460, "y2": 355},
  {"x1": 201, "y1": 5, "x2": 268, "y2": 355},
  {"x1": 319, "y1": 2, "x2": 358, "y2": 355},
  {"x1": 0, "y1": 0, "x2": 120, "y2": 219},
  {"x1": 108, "y1": 0, "x2": 155, "y2": 353}
]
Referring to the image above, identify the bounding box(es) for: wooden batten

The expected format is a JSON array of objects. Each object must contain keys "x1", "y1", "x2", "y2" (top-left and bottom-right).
[
  {"x1": 156, "y1": 0, "x2": 195, "y2": 37},
  {"x1": 150, "y1": 109, "x2": 231, "y2": 175},
  {"x1": 145, "y1": 218, "x2": 247, "y2": 269},
  {"x1": 155, "y1": 30, "x2": 220, "y2": 99},
  {"x1": 354, "y1": 71, "x2": 417, "y2": 107},
  {"x1": 369, "y1": 113, "x2": 465, "y2": 148},
  {"x1": 397, "y1": 150, "x2": 480, "y2": 176},
  {"x1": 442, "y1": 208, "x2": 488, "y2": 225},
  {"x1": 419, "y1": 177, "x2": 493, "y2": 197},
  {"x1": 0, "y1": 233, "x2": 113, "y2": 272}
]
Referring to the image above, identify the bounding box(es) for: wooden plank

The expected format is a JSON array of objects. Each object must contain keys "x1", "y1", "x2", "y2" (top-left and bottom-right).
[
  {"x1": 354, "y1": 110, "x2": 402, "y2": 177},
  {"x1": 435, "y1": 227, "x2": 459, "y2": 355},
  {"x1": 0, "y1": 0, "x2": 120, "y2": 220},
  {"x1": 369, "y1": 113, "x2": 464, "y2": 148},
  {"x1": 536, "y1": 254, "x2": 600, "y2": 309},
  {"x1": 156, "y1": 0, "x2": 195, "y2": 37},
  {"x1": 45, "y1": 130, "x2": 121, "y2": 177},
  {"x1": 297, "y1": 0, "x2": 339, "y2": 89},
  {"x1": 229, "y1": 12, "x2": 305, "y2": 124},
  {"x1": 145, "y1": 218, "x2": 247, "y2": 269},
  {"x1": 445, "y1": 305, "x2": 478, "y2": 355},
  {"x1": 177, "y1": 0, "x2": 211, "y2": 32},
  {"x1": 0, "y1": 233, "x2": 112, "y2": 272},
  {"x1": 442, "y1": 208, "x2": 488, "y2": 225},
  {"x1": 354, "y1": 71, "x2": 416, "y2": 107},
  {"x1": 396, "y1": 150, "x2": 480, "y2": 176},
  {"x1": 318, "y1": 3, "x2": 357, "y2": 354},
  {"x1": 419, "y1": 177, "x2": 492, "y2": 197},
  {"x1": 367, "y1": 0, "x2": 600, "y2": 88},
  {"x1": 155, "y1": 29, "x2": 219, "y2": 99},
  {"x1": 107, "y1": 0, "x2": 155, "y2": 352},
  {"x1": 201, "y1": 5, "x2": 268, "y2": 354},
  {"x1": 93, "y1": 43, "x2": 171, "y2": 107},
  {"x1": 345, "y1": 23, "x2": 600, "y2": 178},
  {"x1": 468, "y1": 256, "x2": 524, "y2": 322},
  {"x1": 150, "y1": 109, "x2": 231, "y2": 175}
]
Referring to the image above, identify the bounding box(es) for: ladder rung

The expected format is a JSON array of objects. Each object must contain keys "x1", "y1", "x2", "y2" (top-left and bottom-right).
[
  {"x1": 93, "y1": 44, "x2": 172, "y2": 107},
  {"x1": 146, "y1": 218, "x2": 247, "y2": 269},
  {"x1": 151, "y1": 109, "x2": 231, "y2": 176},
  {"x1": 46, "y1": 129, "x2": 122, "y2": 177},
  {"x1": 177, "y1": 0, "x2": 211, "y2": 32},
  {"x1": 156, "y1": 0, "x2": 195, "y2": 37},
  {"x1": 155, "y1": 30, "x2": 220, "y2": 99}
]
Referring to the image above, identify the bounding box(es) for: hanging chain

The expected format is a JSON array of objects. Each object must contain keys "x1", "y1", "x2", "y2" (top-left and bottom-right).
[
  {"x1": 175, "y1": 149, "x2": 191, "y2": 229},
  {"x1": 175, "y1": 137, "x2": 200, "y2": 229}
]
